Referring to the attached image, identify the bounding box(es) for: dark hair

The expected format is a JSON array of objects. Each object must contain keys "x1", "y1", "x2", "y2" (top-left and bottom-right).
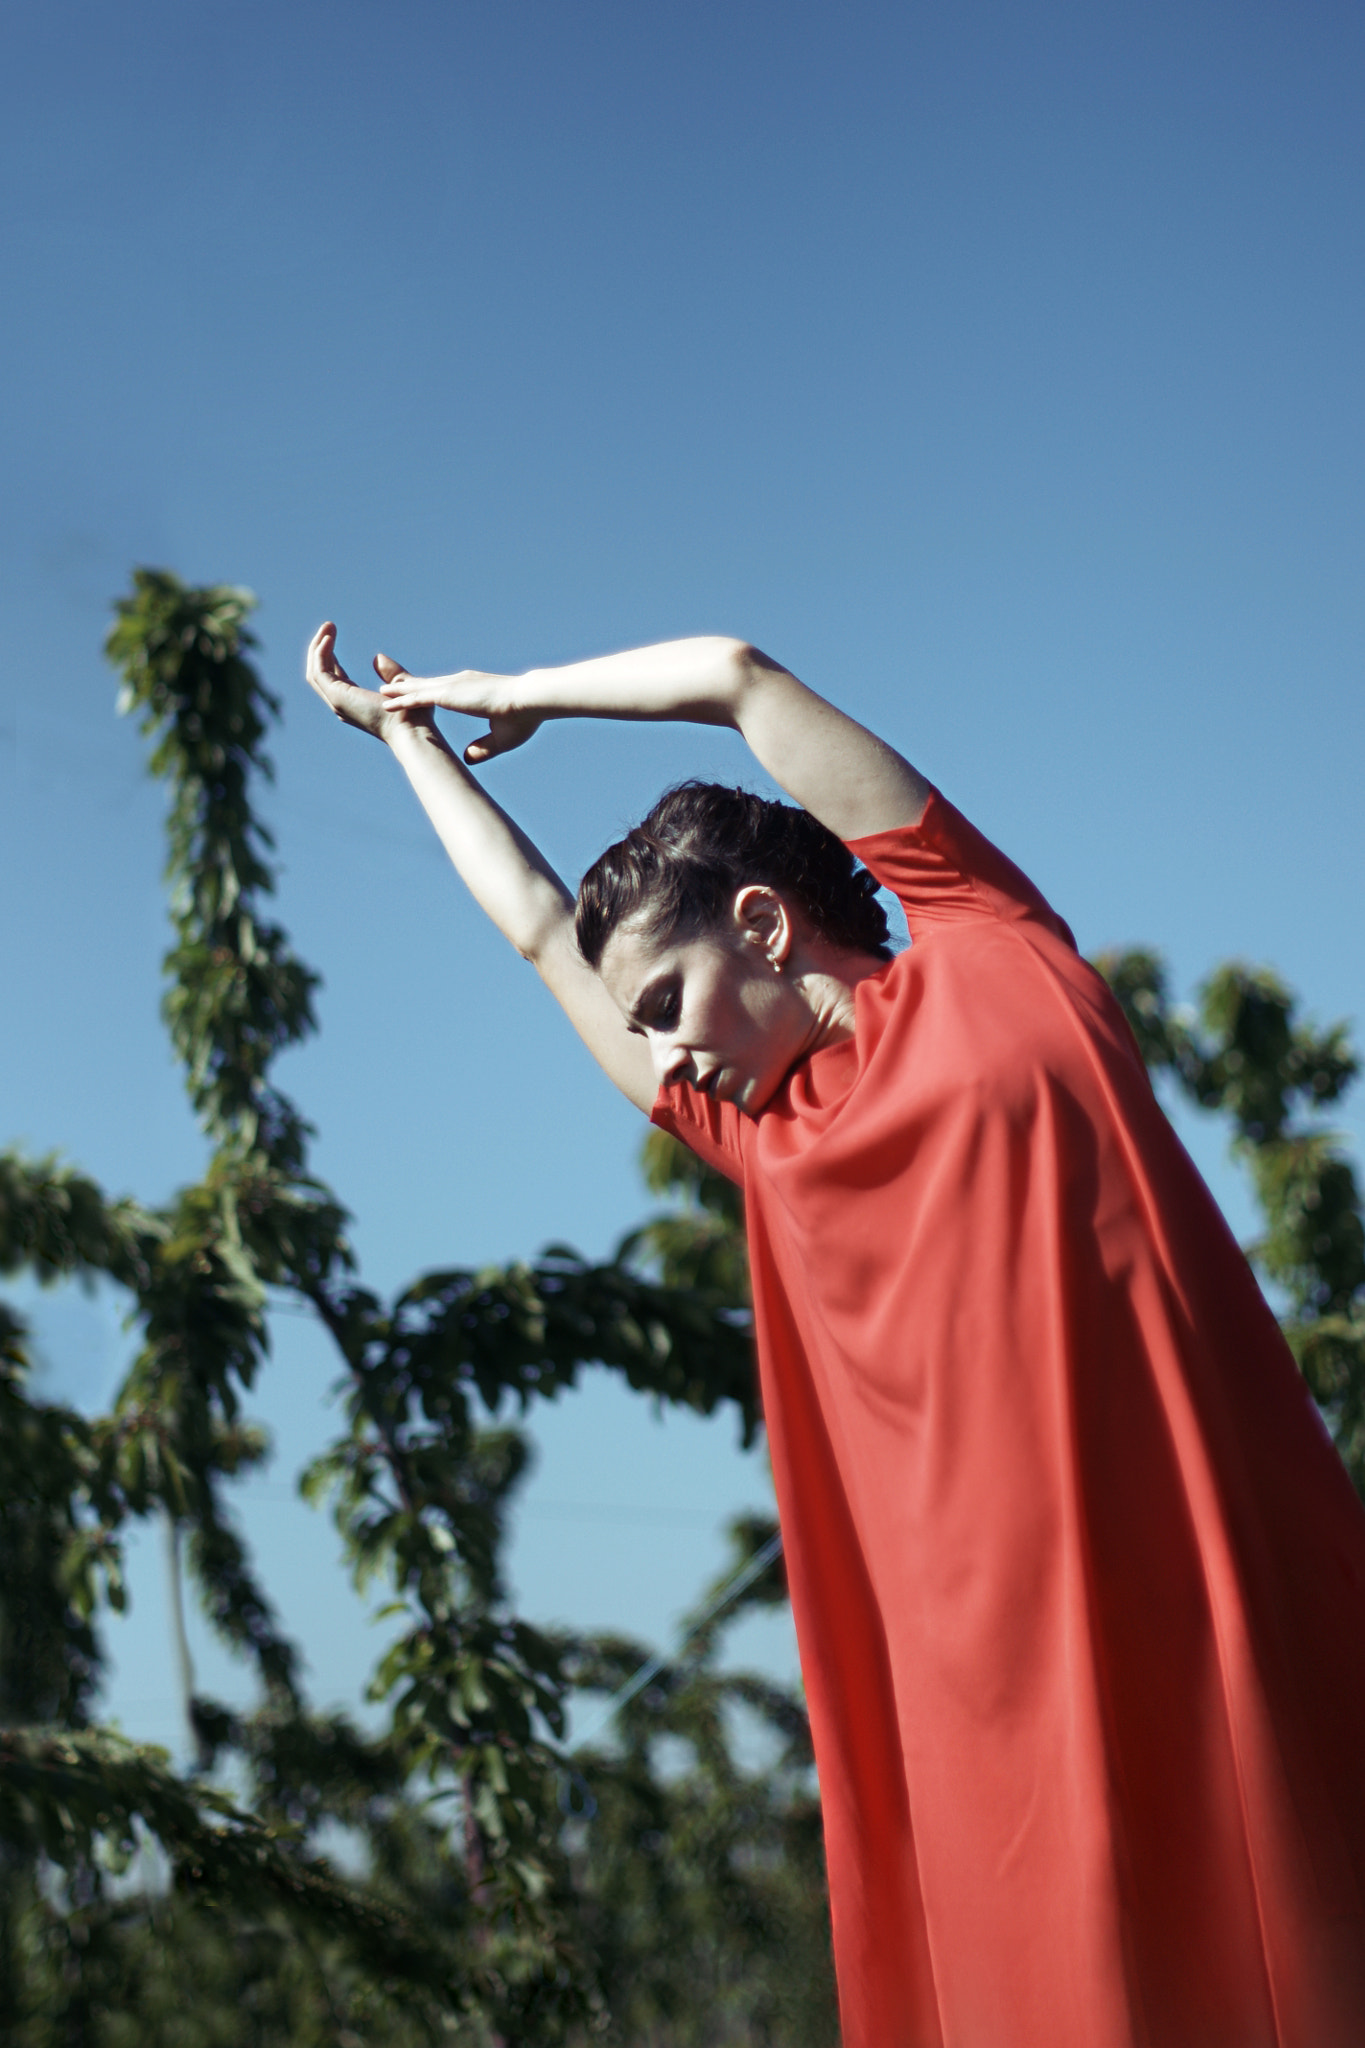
[{"x1": 575, "y1": 781, "x2": 893, "y2": 969}]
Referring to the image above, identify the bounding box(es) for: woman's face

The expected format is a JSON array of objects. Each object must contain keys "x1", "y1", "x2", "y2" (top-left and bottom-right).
[{"x1": 597, "y1": 897, "x2": 816, "y2": 1115}]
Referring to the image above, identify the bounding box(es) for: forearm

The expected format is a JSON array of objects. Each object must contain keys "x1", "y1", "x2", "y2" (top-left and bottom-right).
[
  {"x1": 387, "y1": 722, "x2": 572, "y2": 961},
  {"x1": 525, "y1": 636, "x2": 750, "y2": 728},
  {"x1": 525, "y1": 639, "x2": 928, "y2": 836},
  {"x1": 378, "y1": 627, "x2": 929, "y2": 840}
]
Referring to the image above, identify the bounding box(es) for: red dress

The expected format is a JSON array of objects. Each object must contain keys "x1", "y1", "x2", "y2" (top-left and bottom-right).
[{"x1": 652, "y1": 792, "x2": 1365, "y2": 2048}]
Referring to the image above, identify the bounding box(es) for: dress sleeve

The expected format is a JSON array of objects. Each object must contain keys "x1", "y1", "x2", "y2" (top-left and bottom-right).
[
  {"x1": 847, "y1": 788, "x2": 1077, "y2": 950},
  {"x1": 650, "y1": 1080, "x2": 748, "y2": 1187}
]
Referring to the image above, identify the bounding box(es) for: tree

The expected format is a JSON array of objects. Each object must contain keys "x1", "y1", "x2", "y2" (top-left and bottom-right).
[
  {"x1": 1, "y1": 569, "x2": 1360, "y2": 2043},
  {"x1": 0, "y1": 570, "x2": 795, "y2": 2044},
  {"x1": 1097, "y1": 948, "x2": 1365, "y2": 1492}
]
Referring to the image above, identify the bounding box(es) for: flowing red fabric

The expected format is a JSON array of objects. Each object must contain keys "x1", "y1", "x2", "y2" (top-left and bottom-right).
[{"x1": 652, "y1": 791, "x2": 1365, "y2": 2048}]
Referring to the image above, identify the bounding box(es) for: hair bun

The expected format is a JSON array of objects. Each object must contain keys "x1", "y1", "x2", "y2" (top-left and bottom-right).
[{"x1": 576, "y1": 781, "x2": 894, "y2": 969}]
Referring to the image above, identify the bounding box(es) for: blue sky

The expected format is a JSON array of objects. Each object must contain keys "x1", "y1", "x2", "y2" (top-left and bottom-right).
[{"x1": 2, "y1": 0, "x2": 1362, "y2": 1752}]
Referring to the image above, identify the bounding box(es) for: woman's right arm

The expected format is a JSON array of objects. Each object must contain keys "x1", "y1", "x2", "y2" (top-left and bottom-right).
[
  {"x1": 304, "y1": 625, "x2": 658, "y2": 1113},
  {"x1": 378, "y1": 634, "x2": 932, "y2": 843}
]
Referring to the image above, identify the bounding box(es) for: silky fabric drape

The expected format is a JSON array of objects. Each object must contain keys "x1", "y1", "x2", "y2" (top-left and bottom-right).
[{"x1": 653, "y1": 791, "x2": 1365, "y2": 2048}]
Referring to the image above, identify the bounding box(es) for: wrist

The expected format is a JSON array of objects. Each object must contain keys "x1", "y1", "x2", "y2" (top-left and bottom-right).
[
  {"x1": 385, "y1": 714, "x2": 449, "y2": 760},
  {"x1": 515, "y1": 665, "x2": 565, "y2": 721}
]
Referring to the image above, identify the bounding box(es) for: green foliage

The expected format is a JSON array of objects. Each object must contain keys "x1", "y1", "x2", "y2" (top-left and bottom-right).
[
  {"x1": 0, "y1": 1350, "x2": 108, "y2": 1728},
  {"x1": 621, "y1": 1129, "x2": 750, "y2": 1300},
  {"x1": 1097, "y1": 949, "x2": 1365, "y2": 1488},
  {"x1": 108, "y1": 570, "x2": 319, "y2": 1169},
  {"x1": 0, "y1": 571, "x2": 808, "y2": 2044},
  {"x1": 0, "y1": 1153, "x2": 155, "y2": 1292},
  {"x1": 560, "y1": 1520, "x2": 835, "y2": 2048},
  {"x1": 3, "y1": 569, "x2": 1356, "y2": 2043}
]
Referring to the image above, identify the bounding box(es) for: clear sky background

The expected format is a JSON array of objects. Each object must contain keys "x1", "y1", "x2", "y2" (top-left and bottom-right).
[{"x1": 2, "y1": 0, "x2": 1362, "y2": 1755}]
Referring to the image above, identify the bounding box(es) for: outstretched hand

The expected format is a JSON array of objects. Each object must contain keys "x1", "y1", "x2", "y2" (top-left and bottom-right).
[
  {"x1": 304, "y1": 623, "x2": 437, "y2": 744},
  {"x1": 375, "y1": 657, "x2": 543, "y2": 765}
]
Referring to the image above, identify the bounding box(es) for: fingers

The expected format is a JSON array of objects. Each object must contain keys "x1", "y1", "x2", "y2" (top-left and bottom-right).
[
  {"x1": 304, "y1": 621, "x2": 386, "y2": 734},
  {"x1": 374, "y1": 652, "x2": 433, "y2": 710},
  {"x1": 379, "y1": 685, "x2": 439, "y2": 709},
  {"x1": 375, "y1": 656, "x2": 440, "y2": 711},
  {"x1": 306, "y1": 620, "x2": 352, "y2": 691},
  {"x1": 305, "y1": 621, "x2": 331, "y2": 682},
  {"x1": 463, "y1": 715, "x2": 538, "y2": 765}
]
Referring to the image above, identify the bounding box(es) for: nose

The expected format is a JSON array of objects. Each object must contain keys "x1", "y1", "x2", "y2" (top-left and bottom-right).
[{"x1": 654, "y1": 1035, "x2": 692, "y2": 1087}]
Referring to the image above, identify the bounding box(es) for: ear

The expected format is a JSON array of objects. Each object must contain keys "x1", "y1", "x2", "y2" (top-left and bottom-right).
[{"x1": 731, "y1": 885, "x2": 793, "y2": 967}]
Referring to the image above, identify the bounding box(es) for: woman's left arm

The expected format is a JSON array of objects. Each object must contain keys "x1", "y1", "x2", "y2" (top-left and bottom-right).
[{"x1": 378, "y1": 637, "x2": 931, "y2": 841}]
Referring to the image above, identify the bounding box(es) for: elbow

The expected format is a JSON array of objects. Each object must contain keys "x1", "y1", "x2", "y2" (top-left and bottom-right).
[
  {"x1": 729, "y1": 639, "x2": 794, "y2": 720},
  {"x1": 696, "y1": 637, "x2": 779, "y2": 724}
]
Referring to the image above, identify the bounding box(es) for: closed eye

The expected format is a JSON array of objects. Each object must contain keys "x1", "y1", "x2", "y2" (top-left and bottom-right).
[{"x1": 630, "y1": 975, "x2": 681, "y2": 1033}]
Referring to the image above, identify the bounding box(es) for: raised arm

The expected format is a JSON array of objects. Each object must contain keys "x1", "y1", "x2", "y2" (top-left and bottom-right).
[
  {"x1": 304, "y1": 625, "x2": 659, "y2": 1113},
  {"x1": 378, "y1": 637, "x2": 931, "y2": 842}
]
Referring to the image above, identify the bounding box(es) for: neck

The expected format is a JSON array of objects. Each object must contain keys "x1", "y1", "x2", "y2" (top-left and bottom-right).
[{"x1": 789, "y1": 940, "x2": 887, "y2": 1059}]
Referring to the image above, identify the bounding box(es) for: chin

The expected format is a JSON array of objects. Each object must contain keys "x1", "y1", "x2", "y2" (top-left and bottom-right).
[
  {"x1": 733, "y1": 1072, "x2": 776, "y2": 1117},
  {"x1": 737, "y1": 1042, "x2": 814, "y2": 1116}
]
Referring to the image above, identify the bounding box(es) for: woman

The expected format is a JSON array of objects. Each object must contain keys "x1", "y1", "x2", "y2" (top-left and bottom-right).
[{"x1": 306, "y1": 624, "x2": 1365, "y2": 2047}]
